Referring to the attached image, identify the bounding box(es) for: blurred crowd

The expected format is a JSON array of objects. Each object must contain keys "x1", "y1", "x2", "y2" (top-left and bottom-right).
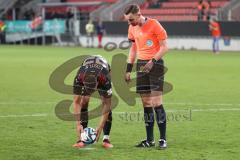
[
  {"x1": 141, "y1": 0, "x2": 166, "y2": 9},
  {"x1": 197, "y1": 0, "x2": 212, "y2": 21}
]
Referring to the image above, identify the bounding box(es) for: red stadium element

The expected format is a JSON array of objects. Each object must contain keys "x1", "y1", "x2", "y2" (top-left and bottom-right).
[
  {"x1": 29, "y1": 16, "x2": 43, "y2": 30},
  {"x1": 139, "y1": 0, "x2": 230, "y2": 21}
]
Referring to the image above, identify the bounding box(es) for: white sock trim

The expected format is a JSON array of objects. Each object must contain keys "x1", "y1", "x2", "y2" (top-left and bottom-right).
[{"x1": 103, "y1": 135, "x2": 110, "y2": 140}]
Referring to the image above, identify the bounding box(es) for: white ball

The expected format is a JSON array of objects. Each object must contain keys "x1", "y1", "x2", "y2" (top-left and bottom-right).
[{"x1": 81, "y1": 127, "x2": 97, "y2": 144}]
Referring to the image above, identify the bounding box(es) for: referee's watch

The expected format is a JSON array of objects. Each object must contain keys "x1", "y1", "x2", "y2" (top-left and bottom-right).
[{"x1": 151, "y1": 58, "x2": 157, "y2": 64}]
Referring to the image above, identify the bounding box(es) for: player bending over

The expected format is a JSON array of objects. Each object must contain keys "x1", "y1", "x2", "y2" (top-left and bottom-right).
[{"x1": 72, "y1": 55, "x2": 113, "y2": 149}]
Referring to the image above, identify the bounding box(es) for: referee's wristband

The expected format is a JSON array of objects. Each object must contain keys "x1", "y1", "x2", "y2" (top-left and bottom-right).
[
  {"x1": 126, "y1": 63, "x2": 133, "y2": 73},
  {"x1": 151, "y1": 58, "x2": 157, "y2": 64}
]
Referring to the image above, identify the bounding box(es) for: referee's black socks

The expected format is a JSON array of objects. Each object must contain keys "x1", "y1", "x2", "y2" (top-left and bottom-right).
[
  {"x1": 154, "y1": 105, "x2": 166, "y2": 140},
  {"x1": 144, "y1": 107, "x2": 155, "y2": 142}
]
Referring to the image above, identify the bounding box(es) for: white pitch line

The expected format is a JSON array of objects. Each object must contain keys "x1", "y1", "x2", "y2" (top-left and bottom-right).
[
  {"x1": 79, "y1": 147, "x2": 96, "y2": 150},
  {"x1": 0, "y1": 102, "x2": 56, "y2": 105},
  {"x1": 116, "y1": 108, "x2": 240, "y2": 114},
  {"x1": 0, "y1": 113, "x2": 48, "y2": 118},
  {"x1": 1, "y1": 108, "x2": 240, "y2": 118},
  {"x1": 165, "y1": 102, "x2": 240, "y2": 106}
]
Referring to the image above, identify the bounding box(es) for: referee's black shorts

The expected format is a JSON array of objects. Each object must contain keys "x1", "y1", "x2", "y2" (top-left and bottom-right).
[{"x1": 136, "y1": 59, "x2": 164, "y2": 94}]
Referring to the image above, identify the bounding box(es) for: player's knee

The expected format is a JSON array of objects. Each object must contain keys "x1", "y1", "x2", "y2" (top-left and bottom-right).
[
  {"x1": 152, "y1": 102, "x2": 162, "y2": 107},
  {"x1": 101, "y1": 98, "x2": 111, "y2": 111},
  {"x1": 80, "y1": 99, "x2": 89, "y2": 108},
  {"x1": 142, "y1": 100, "x2": 162, "y2": 107},
  {"x1": 152, "y1": 98, "x2": 162, "y2": 107},
  {"x1": 141, "y1": 98, "x2": 152, "y2": 107},
  {"x1": 73, "y1": 96, "x2": 81, "y2": 104}
]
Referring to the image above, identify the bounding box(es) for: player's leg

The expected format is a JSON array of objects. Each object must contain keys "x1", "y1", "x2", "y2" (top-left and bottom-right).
[
  {"x1": 86, "y1": 34, "x2": 89, "y2": 47},
  {"x1": 102, "y1": 111, "x2": 113, "y2": 148},
  {"x1": 80, "y1": 96, "x2": 90, "y2": 129},
  {"x1": 216, "y1": 37, "x2": 220, "y2": 53},
  {"x1": 103, "y1": 111, "x2": 112, "y2": 139},
  {"x1": 72, "y1": 95, "x2": 90, "y2": 148},
  {"x1": 99, "y1": 87, "x2": 113, "y2": 148},
  {"x1": 98, "y1": 34, "x2": 103, "y2": 48},
  {"x1": 213, "y1": 37, "x2": 216, "y2": 53},
  {"x1": 91, "y1": 34, "x2": 94, "y2": 48}
]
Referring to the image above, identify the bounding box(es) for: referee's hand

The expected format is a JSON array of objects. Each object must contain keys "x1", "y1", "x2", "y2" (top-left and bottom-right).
[
  {"x1": 125, "y1": 72, "x2": 131, "y2": 83},
  {"x1": 143, "y1": 60, "x2": 154, "y2": 73}
]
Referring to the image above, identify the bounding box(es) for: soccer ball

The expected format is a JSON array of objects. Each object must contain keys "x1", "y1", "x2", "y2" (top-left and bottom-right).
[{"x1": 81, "y1": 127, "x2": 97, "y2": 144}]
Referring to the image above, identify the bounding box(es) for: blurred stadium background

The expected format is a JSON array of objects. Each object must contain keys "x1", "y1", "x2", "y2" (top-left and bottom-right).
[
  {"x1": 0, "y1": 0, "x2": 239, "y2": 50},
  {"x1": 0, "y1": 0, "x2": 240, "y2": 160}
]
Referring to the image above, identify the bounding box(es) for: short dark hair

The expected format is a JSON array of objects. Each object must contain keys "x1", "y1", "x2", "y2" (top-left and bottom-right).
[{"x1": 124, "y1": 4, "x2": 140, "y2": 15}]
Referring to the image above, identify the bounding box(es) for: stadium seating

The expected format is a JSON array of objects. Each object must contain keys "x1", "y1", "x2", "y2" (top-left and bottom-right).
[
  {"x1": 161, "y1": 1, "x2": 228, "y2": 8},
  {"x1": 141, "y1": 8, "x2": 217, "y2": 15},
  {"x1": 44, "y1": 0, "x2": 117, "y2": 19},
  {"x1": 45, "y1": 0, "x2": 117, "y2": 12},
  {"x1": 140, "y1": 0, "x2": 230, "y2": 21}
]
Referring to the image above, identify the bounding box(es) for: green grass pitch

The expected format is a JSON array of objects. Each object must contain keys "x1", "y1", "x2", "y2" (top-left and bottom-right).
[{"x1": 0, "y1": 45, "x2": 240, "y2": 160}]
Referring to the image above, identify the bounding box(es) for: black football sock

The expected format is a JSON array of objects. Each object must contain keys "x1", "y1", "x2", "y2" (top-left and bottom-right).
[
  {"x1": 144, "y1": 107, "x2": 154, "y2": 142},
  {"x1": 80, "y1": 107, "x2": 88, "y2": 129},
  {"x1": 154, "y1": 105, "x2": 166, "y2": 140},
  {"x1": 103, "y1": 111, "x2": 112, "y2": 137}
]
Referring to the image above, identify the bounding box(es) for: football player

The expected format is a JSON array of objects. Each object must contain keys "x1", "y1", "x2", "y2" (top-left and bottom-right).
[{"x1": 72, "y1": 55, "x2": 113, "y2": 149}]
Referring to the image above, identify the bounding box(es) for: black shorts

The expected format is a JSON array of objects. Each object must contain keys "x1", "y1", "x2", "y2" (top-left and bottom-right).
[
  {"x1": 136, "y1": 59, "x2": 164, "y2": 94},
  {"x1": 73, "y1": 78, "x2": 112, "y2": 98}
]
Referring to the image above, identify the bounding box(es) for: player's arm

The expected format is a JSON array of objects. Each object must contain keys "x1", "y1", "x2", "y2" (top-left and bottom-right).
[
  {"x1": 209, "y1": 23, "x2": 218, "y2": 31},
  {"x1": 211, "y1": 26, "x2": 218, "y2": 31},
  {"x1": 209, "y1": 24, "x2": 214, "y2": 30},
  {"x1": 73, "y1": 95, "x2": 83, "y2": 141},
  {"x1": 96, "y1": 96, "x2": 111, "y2": 141}
]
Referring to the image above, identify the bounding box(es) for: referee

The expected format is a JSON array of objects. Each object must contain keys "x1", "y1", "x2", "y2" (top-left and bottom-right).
[{"x1": 124, "y1": 4, "x2": 168, "y2": 149}]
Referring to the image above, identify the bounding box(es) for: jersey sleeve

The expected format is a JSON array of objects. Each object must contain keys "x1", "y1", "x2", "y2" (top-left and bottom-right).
[
  {"x1": 153, "y1": 20, "x2": 167, "y2": 41},
  {"x1": 128, "y1": 26, "x2": 135, "y2": 42}
]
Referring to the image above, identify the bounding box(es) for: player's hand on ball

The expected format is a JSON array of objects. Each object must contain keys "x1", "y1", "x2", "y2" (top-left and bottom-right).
[
  {"x1": 143, "y1": 60, "x2": 154, "y2": 73},
  {"x1": 125, "y1": 72, "x2": 131, "y2": 83}
]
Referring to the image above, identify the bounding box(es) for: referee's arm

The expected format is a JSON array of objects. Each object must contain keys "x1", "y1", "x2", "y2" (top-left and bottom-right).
[
  {"x1": 153, "y1": 39, "x2": 168, "y2": 61},
  {"x1": 125, "y1": 41, "x2": 136, "y2": 82},
  {"x1": 128, "y1": 41, "x2": 137, "y2": 64}
]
